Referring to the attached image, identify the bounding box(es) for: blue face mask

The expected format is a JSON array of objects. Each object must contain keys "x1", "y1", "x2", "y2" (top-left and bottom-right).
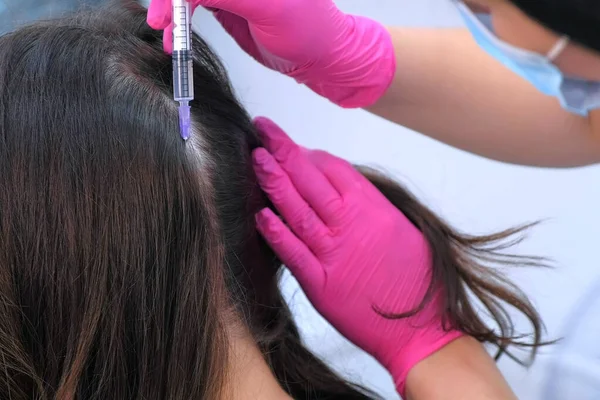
[{"x1": 456, "y1": 1, "x2": 600, "y2": 116}]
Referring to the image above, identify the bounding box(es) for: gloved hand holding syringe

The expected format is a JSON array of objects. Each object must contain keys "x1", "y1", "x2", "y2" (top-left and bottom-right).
[{"x1": 171, "y1": 0, "x2": 193, "y2": 140}]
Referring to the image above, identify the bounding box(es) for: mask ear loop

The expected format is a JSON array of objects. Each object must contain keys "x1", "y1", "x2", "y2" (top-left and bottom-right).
[{"x1": 546, "y1": 36, "x2": 570, "y2": 62}]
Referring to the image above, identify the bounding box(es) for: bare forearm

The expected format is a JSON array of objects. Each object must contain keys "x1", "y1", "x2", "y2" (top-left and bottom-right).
[
  {"x1": 368, "y1": 27, "x2": 600, "y2": 168},
  {"x1": 404, "y1": 336, "x2": 517, "y2": 400}
]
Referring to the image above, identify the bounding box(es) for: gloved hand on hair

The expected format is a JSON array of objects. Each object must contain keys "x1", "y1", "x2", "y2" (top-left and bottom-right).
[
  {"x1": 146, "y1": 0, "x2": 395, "y2": 108},
  {"x1": 250, "y1": 117, "x2": 463, "y2": 397}
]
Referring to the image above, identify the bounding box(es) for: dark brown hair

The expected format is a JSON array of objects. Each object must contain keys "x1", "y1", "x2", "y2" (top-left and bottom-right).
[
  {"x1": 508, "y1": 0, "x2": 600, "y2": 53},
  {"x1": 0, "y1": 2, "x2": 547, "y2": 399}
]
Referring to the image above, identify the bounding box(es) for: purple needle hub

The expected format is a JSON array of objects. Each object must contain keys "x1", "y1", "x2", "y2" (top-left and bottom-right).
[{"x1": 178, "y1": 101, "x2": 191, "y2": 141}]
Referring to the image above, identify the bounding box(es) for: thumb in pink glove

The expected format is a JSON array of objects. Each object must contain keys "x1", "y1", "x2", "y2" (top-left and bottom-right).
[
  {"x1": 146, "y1": 0, "x2": 395, "y2": 108},
  {"x1": 250, "y1": 117, "x2": 463, "y2": 396}
]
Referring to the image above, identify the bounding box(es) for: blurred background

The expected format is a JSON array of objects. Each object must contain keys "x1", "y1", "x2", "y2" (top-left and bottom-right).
[
  {"x1": 0, "y1": 0, "x2": 103, "y2": 34},
  {"x1": 2, "y1": 0, "x2": 600, "y2": 398}
]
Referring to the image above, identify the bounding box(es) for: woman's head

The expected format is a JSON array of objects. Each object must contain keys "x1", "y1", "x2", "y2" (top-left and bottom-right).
[
  {"x1": 464, "y1": 0, "x2": 600, "y2": 80},
  {"x1": 0, "y1": 1, "x2": 264, "y2": 398},
  {"x1": 0, "y1": 1, "x2": 548, "y2": 399}
]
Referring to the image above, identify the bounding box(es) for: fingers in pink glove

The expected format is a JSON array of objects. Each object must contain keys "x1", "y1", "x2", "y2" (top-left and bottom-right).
[
  {"x1": 307, "y1": 149, "x2": 392, "y2": 209},
  {"x1": 252, "y1": 147, "x2": 332, "y2": 253},
  {"x1": 147, "y1": 0, "x2": 171, "y2": 30},
  {"x1": 212, "y1": 11, "x2": 264, "y2": 63},
  {"x1": 255, "y1": 208, "x2": 325, "y2": 292},
  {"x1": 307, "y1": 150, "x2": 369, "y2": 196},
  {"x1": 147, "y1": 0, "x2": 174, "y2": 53},
  {"x1": 253, "y1": 117, "x2": 345, "y2": 224},
  {"x1": 162, "y1": 23, "x2": 174, "y2": 54},
  {"x1": 254, "y1": 117, "x2": 390, "y2": 218}
]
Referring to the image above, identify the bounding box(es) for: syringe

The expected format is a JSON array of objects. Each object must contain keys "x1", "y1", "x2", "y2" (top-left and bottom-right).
[{"x1": 172, "y1": 0, "x2": 194, "y2": 141}]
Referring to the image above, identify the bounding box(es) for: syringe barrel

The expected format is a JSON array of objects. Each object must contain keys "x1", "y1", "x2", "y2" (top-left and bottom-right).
[
  {"x1": 172, "y1": 0, "x2": 193, "y2": 102},
  {"x1": 172, "y1": 0, "x2": 191, "y2": 51},
  {"x1": 173, "y1": 51, "x2": 194, "y2": 102}
]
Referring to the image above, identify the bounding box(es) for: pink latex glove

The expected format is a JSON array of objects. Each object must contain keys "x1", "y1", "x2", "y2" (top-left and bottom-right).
[
  {"x1": 251, "y1": 117, "x2": 463, "y2": 396},
  {"x1": 146, "y1": 0, "x2": 395, "y2": 108}
]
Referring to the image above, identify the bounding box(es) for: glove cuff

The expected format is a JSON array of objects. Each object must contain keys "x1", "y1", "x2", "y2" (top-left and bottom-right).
[{"x1": 387, "y1": 329, "x2": 464, "y2": 398}]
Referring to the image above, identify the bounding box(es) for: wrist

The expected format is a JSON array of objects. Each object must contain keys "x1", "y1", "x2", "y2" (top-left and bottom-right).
[
  {"x1": 385, "y1": 329, "x2": 464, "y2": 397},
  {"x1": 288, "y1": 16, "x2": 396, "y2": 108},
  {"x1": 403, "y1": 336, "x2": 518, "y2": 400}
]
